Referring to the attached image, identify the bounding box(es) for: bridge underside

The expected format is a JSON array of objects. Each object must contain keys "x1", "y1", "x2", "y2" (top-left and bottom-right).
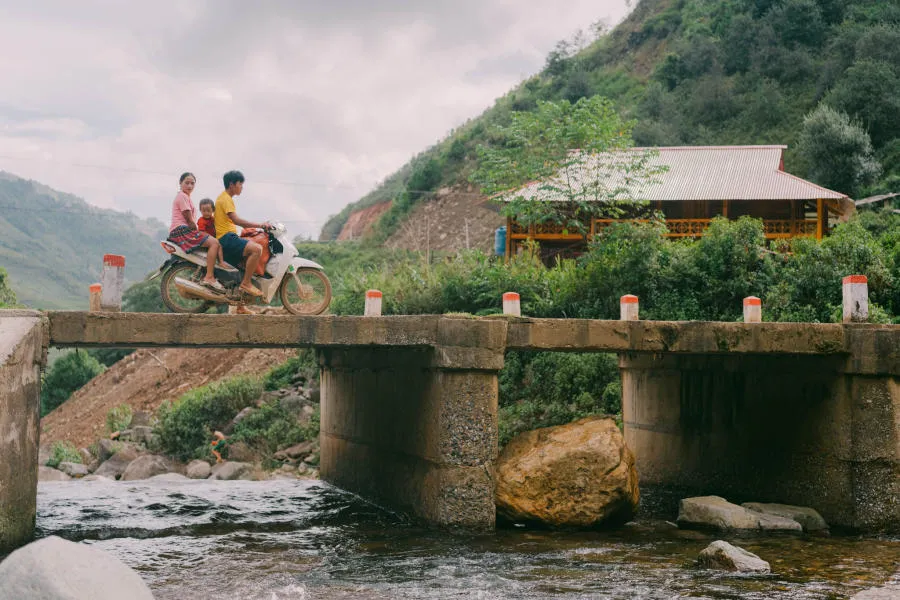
[{"x1": 0, "y1": 311, "x2": 898, "y2": 552}]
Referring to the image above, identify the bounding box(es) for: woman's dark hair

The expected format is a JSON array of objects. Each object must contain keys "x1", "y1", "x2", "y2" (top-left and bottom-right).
[
  {"x1": 179, "y1": 172, "x2": 196, "y2": 184},
  {"x1": 223, "y1": 170, "x2": 245, "y2": 189},
  {"x1": 198, "y1": 198, "x2": 214, "y2": 209}
]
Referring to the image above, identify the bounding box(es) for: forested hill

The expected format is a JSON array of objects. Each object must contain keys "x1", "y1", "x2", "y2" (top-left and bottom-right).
[
  {"x1": 0, "y1": 172, "x2": 167, "y2": 309},
  {"x1": 321, "y1": 0, "x2": 900, "y2": 242}
]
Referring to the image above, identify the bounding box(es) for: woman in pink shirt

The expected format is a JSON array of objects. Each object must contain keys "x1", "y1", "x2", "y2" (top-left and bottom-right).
[{"x1": 167, "y1": 172, "x2": 223, "y2": 291}]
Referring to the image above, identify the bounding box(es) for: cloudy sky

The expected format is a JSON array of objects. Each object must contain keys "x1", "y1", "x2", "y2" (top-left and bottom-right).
[{"x1": 0, "y1": 1, "x2": 630, "y2": 238}]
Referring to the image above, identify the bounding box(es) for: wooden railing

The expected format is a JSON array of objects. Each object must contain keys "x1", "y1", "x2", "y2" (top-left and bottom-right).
[{"x1": 509, "y1": 218, "x2": 821, "y2": 241}]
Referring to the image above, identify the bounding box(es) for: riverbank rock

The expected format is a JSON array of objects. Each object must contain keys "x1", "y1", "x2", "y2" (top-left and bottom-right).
[
  {"x1": 678, "y1": 496, "x2": 802, "y2": 532},
  {"x1": 209, "y1": 461, "x2": 254, "y2": 481},
  {"x1": 38, "y1": 466, "x2": 71, "y2": 482},
  {"x1": 58, "y1": 462, "x2": 89, "y2": 478},
  {"x1": 852, "y1": 583, "x2": 900, "y2": 599},
  {"x1": 94, "y1": 445, "x2": 141, "y2": 480},
  {"x1": 149, "y1": 473, "x2": 189, "y2": 482},
  {"x1": 121, "y1": 455, "x2": 171, "y2": 481},
  {"x1": 186, "y1": 459, "x2": 211, "y2": 479},
  {"x1": 698, "y1": 540, "x2": 771, "y2": 573},
  {"x1": 274, "y1": 441, "x2": 315, "y2": 462},
  {"x1": 495, "y1": 416, "x2": 639, "y2": 527},
  {"x1": 742, "y1": 502, "x2": 829, "y2": 532},
  {"x1": 0, "y1": 535, "x2": 154, "y2": 600}
]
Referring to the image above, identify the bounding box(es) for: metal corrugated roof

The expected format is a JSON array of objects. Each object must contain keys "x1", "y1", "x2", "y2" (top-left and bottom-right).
[{"x1": 515, "y1": 146, "x2": 848, "y2": 202}]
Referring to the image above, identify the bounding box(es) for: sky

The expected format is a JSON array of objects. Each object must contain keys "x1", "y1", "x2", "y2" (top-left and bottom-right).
[{"x1": 0, "y1": 1, "x2": 630, "y2": 238}]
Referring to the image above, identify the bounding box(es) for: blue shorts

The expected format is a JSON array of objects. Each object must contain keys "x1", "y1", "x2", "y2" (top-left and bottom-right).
[{"x1": 219, "y1": 232, "x2": 248, "y2": 267}]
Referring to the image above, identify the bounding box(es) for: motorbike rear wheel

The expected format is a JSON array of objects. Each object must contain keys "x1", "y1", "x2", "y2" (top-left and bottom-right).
[
  {"x1": 279, "y1": 268, "x2": 332, "y2": 315},
  {"x1": 160, "y1": 263, "x2": 215, "y2": 314}
]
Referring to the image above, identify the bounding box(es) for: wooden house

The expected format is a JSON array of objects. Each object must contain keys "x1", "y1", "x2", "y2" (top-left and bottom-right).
[{"x1": 505, "y1": 145, "x2": 854, "y2": 259}]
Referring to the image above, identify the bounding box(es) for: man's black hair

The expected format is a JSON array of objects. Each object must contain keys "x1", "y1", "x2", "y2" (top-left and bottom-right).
[
  {"x1": 223, "y1": 170, "x2": 245, "y2": 189},
  {"x1": 198, "y1": 198, "x2": 214, "y2": 208}
]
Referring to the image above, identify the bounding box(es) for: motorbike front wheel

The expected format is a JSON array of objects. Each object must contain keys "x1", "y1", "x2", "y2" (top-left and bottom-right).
[
  {"x1": 160, "y1": 263, "x2": 214, "y2": 314},
  {"x1": 279, "y1": 268, "x2": 332, "y2": 315}
]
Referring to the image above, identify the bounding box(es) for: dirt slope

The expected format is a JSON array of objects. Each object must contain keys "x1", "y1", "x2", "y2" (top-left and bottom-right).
[
  {"x1": 40, "y1": 347, "x2": 293, "y2": 450},
  {"x1": 336, "y1": 201, "x2": 392, "y2": 240}
]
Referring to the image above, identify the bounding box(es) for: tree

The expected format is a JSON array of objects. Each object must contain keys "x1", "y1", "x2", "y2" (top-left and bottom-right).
[
  {"x1": 0, "y1": 267, "x2": 17, "y2": 308},
  {"x1": 797, "y1": 104, "x2": 881, "y2": 197},
  {"x1": 471, "y1": 96, "x2": 663, "y2": 237},
  {"x1": 40, "y1": 351, "x2": 105, "y2": 416},
  {"x1": 825, "y1": 59, "x2": 900, "y2": 146}
]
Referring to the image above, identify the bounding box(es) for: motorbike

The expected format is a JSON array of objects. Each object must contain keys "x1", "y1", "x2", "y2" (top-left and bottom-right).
[{"x1": 151, "y1": 223, "x2": 332, "y2": 315}]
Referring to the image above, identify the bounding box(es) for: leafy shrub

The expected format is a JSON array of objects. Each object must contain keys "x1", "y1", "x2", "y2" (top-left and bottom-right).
[
  {"x1": 230, "y1": 402, "x2": 319, "y2": 465},
  {"x1": 46, "y1": 441, "x2": 81, "y2": 468},
  {"x1": 154, "y1": 376, "x2": 263, "y2": 461},
  {"x1": 106, "y1": 404, "x2": 133, "y2": 434},
  {"x1": 264, "y1": 350, "x2": 318, "y2": 391},
  {"x1": 40, "y1": 351, "x2": 105, "y2": 417}
]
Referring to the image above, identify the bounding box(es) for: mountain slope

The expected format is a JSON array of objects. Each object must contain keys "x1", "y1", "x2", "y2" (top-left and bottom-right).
[
  {"x1": 322, "y1": 0, "x2": 900, "y2": 244},
  {"x1": 0, "y1": 172, "x2": 167, "y2": 309}
]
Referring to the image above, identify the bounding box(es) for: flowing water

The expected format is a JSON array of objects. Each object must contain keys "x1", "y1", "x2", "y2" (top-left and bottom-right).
[{"x1": 35, "y1": 479, "x2": 899, "y2": 599}]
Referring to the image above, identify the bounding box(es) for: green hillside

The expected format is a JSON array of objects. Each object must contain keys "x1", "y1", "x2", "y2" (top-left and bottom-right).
[
  {"x1": 0, "y1": 172, "x2": 167, "y2": 310},
  {"x1": 321, "y1": 0, "x2": 900, "y2": 242}
]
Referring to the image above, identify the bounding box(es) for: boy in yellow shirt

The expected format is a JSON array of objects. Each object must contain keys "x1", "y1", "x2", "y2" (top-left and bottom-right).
[{"x1": 214, "y1": 170, "x2": 270, "y2": 301}]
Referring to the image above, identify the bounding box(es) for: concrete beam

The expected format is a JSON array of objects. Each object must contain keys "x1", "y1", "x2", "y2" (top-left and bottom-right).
[{"x1": 0, "y1": 311, "x2": 47, "y2": 552}]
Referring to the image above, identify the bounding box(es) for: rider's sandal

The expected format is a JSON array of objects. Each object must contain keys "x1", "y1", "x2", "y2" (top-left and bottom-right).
[
  {"x1": 202, "y1": 280, "x2": 225, "y2": 292},
  {"x1": 240, "y1": 284, "x2": 263, "y2": 297}
]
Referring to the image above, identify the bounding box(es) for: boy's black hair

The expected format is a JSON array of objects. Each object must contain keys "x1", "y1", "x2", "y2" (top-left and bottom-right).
[
  {"x1": 223, "y1": 170, "x2": 245, "y2": 189},
  {"x1": 179, "y1": 172, "x2": 195, "y2": 184},
  {"x1": 198, "y1": 198, "x2": 215, "y2": 208}
]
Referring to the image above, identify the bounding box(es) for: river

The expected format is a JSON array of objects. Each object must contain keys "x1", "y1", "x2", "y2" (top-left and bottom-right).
[{"x1": 35, "y1": 479, "x2": 899, "y2": 599}]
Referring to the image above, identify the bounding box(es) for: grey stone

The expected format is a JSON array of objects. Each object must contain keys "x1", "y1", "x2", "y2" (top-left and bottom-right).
[
  {"x1": 698, "y1": 540, "x2": 771, "y2": 573},
  {"x1": 130, "y1": 410, "x2": 151, "y2": 427},
  {"x1": 852, "y1": 585, "x2": 900, "y2": 599},
  {"x1": 0, "y1": 535, "x2": 154, "y2": 600},
  {"x1": 303, "y1": 453, "x2": 319, "y2": 465},
  {"x1": 742, "y1": 502, "x2": 829, "y2": 532},
  {"x1": 121, "y1": 455, "x2": 171, "y2": 481},
  {"x1": 209, "y1": 461, "x2": 253, "y2": 481},
  {"x1": 37, "y1": 466, "x2": 71, "y2": 482},
  {"x1": 117, "y1": 429, "x2": 134, "y2": 442},
  {"x1": 98, "y1": 439, "x2": 140, "y2": 463},
  {"x1": 279, "y1": 394, "x2": 307, "y2": 416},
  {"x1": 131, "y1": 426, "x2": 154, "y2": 445},
  {"x1": 78, "y1": 448, "x2": 93, "y2": 464},
  {"x1": 82, "y1": 475, "x2": 113, "y2": 482},
  {"x1": 274, "y1": 441, "x2": 314, "y2": 461},
  {"x1": 148, "y1": 473, "x2": 189, "y2": 482},
  {"x1": 185, "y1": 460, "x2": 211, "y2": 479},
  {"x1": 57, "y1": 462, "x2": 88, "y2": 478},
  {"x1": 38, "y1": 447, "x2": 51, "y2": 467},
  {"x1": 232, "y1": 407, "x2": 255, "y2": 426},
  {"x1": 86, "y1": 459, "x2": 100, "y2": 473},
  {"x1": 225, "y1": 441, "x2": 257, "y2": 463},
  {"x1": 678, "y1": 496, "x2": 802, "y2": 532},
  {"x1": 93, "y1": 445, "x2": 141, "y2": 480}
]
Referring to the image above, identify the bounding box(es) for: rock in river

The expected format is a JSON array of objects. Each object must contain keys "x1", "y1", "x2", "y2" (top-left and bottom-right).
[
  {"x1": 186, "y1": 459, "x2": 212, "y2": 479},
  {"x1": 121, "y1": 455, "x2": 172, "y2": 481},
  {"x1": 495, "y1": 416, "x2": 639, "y2": 527},
  {"x1": 698, "y1": 540, "x2": 771, "y2": 573},
  {"x1": 209, "y1": 461, "x2": 254, "y2": 481},
  {"x1": 0, "y1": 535, "x2": 155, "y2": 600},
  {"x1": 741, "y1": 502, "x2": 829, "y2": 532},
  {"x1": 37, "y1": 466, "x2": 71, "y2": 482},
  {"x1": 57, "y1": 462, "x2": 89, "y2": 478},
  {"x1": 678, "y1": 496, "x2": 802, "y2": 532}
]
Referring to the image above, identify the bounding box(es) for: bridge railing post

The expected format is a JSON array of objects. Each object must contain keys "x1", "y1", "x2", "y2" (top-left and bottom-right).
[
  {"x1": 100, "y1": 254, "x2": 125, "y2": 312},
  {"x1": 502, "y1": 292, "x2": 521, "y2": 317},
  {"x1": 364, "y1": 290, "x2": 382, "y2": 316},
  {"x1": 89, "y1": 284, "x2": 102, "y2": 312},
  {"x1": 843, "y1": 275, "x2": 869, "y2": 323},
  {"x1": 743, "y1": 296, "x2": 762, "y2": 323},
  {"x1": 620, "y1": 295, "x2": 639, "y2": 321}
]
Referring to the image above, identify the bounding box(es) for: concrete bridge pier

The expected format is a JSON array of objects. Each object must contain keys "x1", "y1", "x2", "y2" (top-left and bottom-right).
[
  {"x1": 0, "y1": 311, "x2": 46, "y2": 553},
  {"x1": 318, "y1": 318, "x2": 506, "y2": 529},
  {"x1": 620, "y1": 330, "x2": 900, "y2": 531}
]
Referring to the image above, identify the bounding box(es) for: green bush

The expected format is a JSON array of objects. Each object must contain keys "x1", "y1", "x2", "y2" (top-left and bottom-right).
[
  {"x1": 46, "y1": 441, "x2": 81, "y2": 468},
  {"x1": 264, "y1": 350, "x2": 318, "y2": 391},
  {"x1": 106, "y1": 404, "x2": 133, "y2": 434},
  {"x1": 40, "y1": 351, "x2": 105, "y2": 417},
  {"x1": 230, "y1": 402, "x2": 319, "y2": 465},
  {"x1": 154, "y1": 376, "x2": 263, "y2": 461}
]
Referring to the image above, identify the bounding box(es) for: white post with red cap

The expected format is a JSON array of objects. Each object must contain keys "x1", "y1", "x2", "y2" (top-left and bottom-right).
[
  {"x1": 743, "y1": 296, "x2": 762, "y2": 323},
  {"x1": 620, "y1": 295, "x2": 639, "y2": 321},
  {"x1": 843, "y1": 275, "x2": 869, "y2": 323},
  {"x1": 364, "y1": 289, "x2": 383, "y2": 316},
  {"x1": 502, "y1": 292, "x2": 521, "y2": 317},
  {"x1": 89, "y1": 284, "x2": 102, "y2": 312},
  {"x1": 100, "y1": 254, "x2": 125, "y2": 312}
]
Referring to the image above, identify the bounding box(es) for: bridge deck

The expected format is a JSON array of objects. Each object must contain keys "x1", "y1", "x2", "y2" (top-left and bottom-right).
[{"x1": 40, "y1": 311, "x2": 860, "y2": 355}]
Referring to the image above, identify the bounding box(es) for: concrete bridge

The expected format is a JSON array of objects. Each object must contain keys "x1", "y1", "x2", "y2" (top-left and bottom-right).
[{"x1": 1, "y1": 310, "x2": 898, "y2": 551}]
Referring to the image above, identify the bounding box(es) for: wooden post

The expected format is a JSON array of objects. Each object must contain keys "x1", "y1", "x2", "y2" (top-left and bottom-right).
[
  {"x1": 89, "y1": 284, "x2": 102, "y2": 312},
  {"x1": 722, "y1": 199, "x2": 729, "y2": 219},
  {"x1": 816, "y1": 198, "x2": 824, "y2": 240},
  {"x1": 505, "y1": 217, "x2": 512, "y2": 263}
]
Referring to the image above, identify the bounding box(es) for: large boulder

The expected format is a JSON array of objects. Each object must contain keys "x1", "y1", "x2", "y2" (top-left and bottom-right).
[
  {"x1": 209, "y1": 461, "x2": 254, "y2": 481},
  {"x1": 121, "y1": 455, "x2": 172, "y2": 481},
  {"x1": 57, "y1": 462, "x2": 89, "y2": 478},
  {"x1": 698, "y1": 540, "x2": 771, "y2": 573},
  {"x1": 225, "y1": 441, "x2": 258, "y2": 463},
  {"x1": 742, "y1": 502, "x2": 829, "y2": 532},
  {"x1": 273, "y1": 441, "x2": 315, "y2": 462},
  {"x1": 495, "y1": 416, "x2": 639, "y2": 527},
  {"x1": 93, "y1": 445, "x2": 141, "y2": 480},
  {"x1": 38, "y1": 466, "x2": 71, "y2": 482},
  {"x1": 678, "y1": 496, "x2": 802, "y2": 532},
  {"x1": 0, "y1": 535, "x2": 154, "y2": 600},
  {"x1": 852, "y1": 584, "x2": 900, "y2": 599},
  {"x1": 186, "y1": 460, "x2": 212, "y2": 479}
]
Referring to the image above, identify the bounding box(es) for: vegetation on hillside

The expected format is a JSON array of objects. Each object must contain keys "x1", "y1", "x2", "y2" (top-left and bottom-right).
[
  {"x1": 0, "y1": 267, "x2": 18, "y2": 307},
  {"x1": 0, "y1": 172, "x2": 167, "y2": 309},
  {"x1": 40, "y1": 351, "x2": 105, "y2": 417},
  {"x1": 321, "y1": 0, "x2": 900, "y2": 242}
]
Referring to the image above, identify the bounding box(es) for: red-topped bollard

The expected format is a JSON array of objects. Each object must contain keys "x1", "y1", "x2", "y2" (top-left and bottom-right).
[
  {"x1": 89, "y1": 284, "x2": 102, "y2": 312},
  {"x1": 743, "y1": 296, "x2": 762, "y2": 323},
  {"x1": 843, "y1": 275, "x2": 869, "y2": 323},
  {"x1": 364, "y1": 289, "x2": 383, "y2": 316},
  {"x1": 100, "y1": 255, "x2": 125, "y2": 312},
  {"x1": 502, "y1": 292, "x2": 521, "y2": 317},
  {"x1": 621, "y1": 295, "x2": 639, "y2": 321}
]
